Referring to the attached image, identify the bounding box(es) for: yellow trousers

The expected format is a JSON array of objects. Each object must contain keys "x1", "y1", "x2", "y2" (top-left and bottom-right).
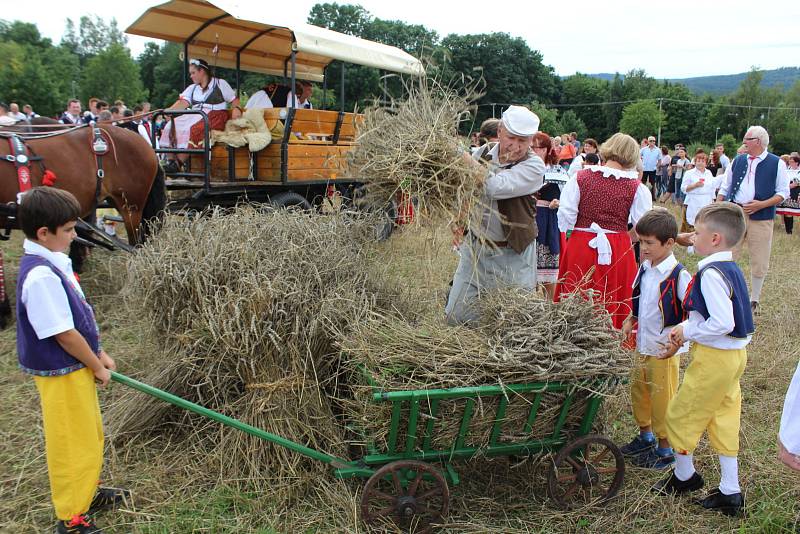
[
  {"x1": 665, "y1": 343, "x2": 747, "y2": 457},
  {"x1": 33, "y1": 367, "x2": 104, "y2": 520},
  {"x1": 630, "y1": 352, "x2": 680, "y2": 439}
]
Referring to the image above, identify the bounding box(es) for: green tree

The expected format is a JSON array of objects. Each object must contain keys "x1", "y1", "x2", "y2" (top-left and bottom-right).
[
  {"x1": 529, "y1": 101, "x2": 559, "y2": 136},
  {"x1": 718, "y1": 133, "x2": 738, "y2": 160},
  {"x1": 62, "y1": 15, "x2": 127, "y2": 60},
  {"x1": 81, "y1": 43, "x2": 145, "y2": 105},
  {"x1": 560, "y1": 74, "x2": 609, "y2": 139},
  {"x1": 619, "y1": 100, "x2": 665, "y2": 141},
  {"x1": 557, "y1": 110, "x2": 588, "y2": 140},
  {"x1": 441, "y1": 32, "x2": 558, "y2": 127},
  {"x1": 604, "y1": 73, "x2": 625, "y2": 138}
]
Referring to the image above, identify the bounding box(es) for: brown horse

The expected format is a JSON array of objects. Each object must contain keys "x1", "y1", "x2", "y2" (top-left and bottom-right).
[{"x1": 0, "y1": 123, "x2": 166, "y2": 245}]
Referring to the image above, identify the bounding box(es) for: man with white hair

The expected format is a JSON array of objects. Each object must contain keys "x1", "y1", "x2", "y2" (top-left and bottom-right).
[
  {"x1": 717, "y1": 125, "x2": 790, "y2": 314},
  {"x1": 445, "y1": 105, "x2": 546, "y2": 325}
]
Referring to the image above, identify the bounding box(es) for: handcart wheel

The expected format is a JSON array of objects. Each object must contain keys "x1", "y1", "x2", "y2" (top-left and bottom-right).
[
  {"x1": 547, "y1": 434, "x2": 625, "y2": 509},
  {"x1": 360, "y1": 460, "x2": 450, "y2": 533}
]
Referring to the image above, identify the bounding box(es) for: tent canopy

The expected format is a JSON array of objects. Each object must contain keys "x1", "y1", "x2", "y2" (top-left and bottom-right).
[{"x1": 127, "y1": 0, "x2": 425, "y2": 82}]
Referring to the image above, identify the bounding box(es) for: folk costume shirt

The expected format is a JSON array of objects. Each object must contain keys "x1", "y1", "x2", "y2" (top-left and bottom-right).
[
  {"x1": 635, "y1": 254, "x2": 692, "y2": 356},
  {"x1": 20, "y1": 239, "x2": 83, "y2": 339},
  {"x1": 681, "y1": 168, "x2": 721, "y2": 225},
  {"x1": 718, "y1": 149, "x2": 790, "y2": 204},
  {"x1": 244, "y1": 90, "x2": 274, "y2": 109},
  {"x1": 471, "y1": 143, "x2": 546, "y2": 243},
  {"x1": 179, "y1": 78, "x2": 237, "y2": 112},
  {"x1": 680, "y1": 251, "x2": 752, "y2": 350}
]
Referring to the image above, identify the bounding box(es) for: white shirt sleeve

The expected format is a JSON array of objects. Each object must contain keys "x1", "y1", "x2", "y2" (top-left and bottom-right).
[
  {"x1": 21, "y1": 267, "x2": 74, "y2": 339},
  {"x1": 677, "y1": 268, "x2": 692, "y2": 304},
  {"x1": 484, "y1": 155, "x2": 546, "y2": 200},
  {"x1": 628, "y1": 183, "x2": 653, "y2": 226},
  {"x1": 681, "y1": 268, "x2": 735, "y2": 343},
  {"x1": 557, "y1": 175, "x2": 580, "y2": 232},
  {"x1": 776, "y1": 159, "x2": 790, "y2": 201},
  {"x1": 179, "y1": 84, "x2": 196, "y2": 103},
  {"x1": 245, "y1": 90, "x2": 274, "y2": 109},
  {"x1": 680, "y1": 169, "x2": 695, "y2": 194},
  {"x1": 718, "y1": 158, "x2": 735, "y2": 198},
  {"x1": 567, "y1": 155, "x2": 583, "y2": 177},
  {"x1": 215, "y1": 79, "x2": 237, "y2": 103}
]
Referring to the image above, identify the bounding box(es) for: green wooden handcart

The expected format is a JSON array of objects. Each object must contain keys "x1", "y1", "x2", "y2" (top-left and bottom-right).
[{"x1": 111, "y1": 371, "x2": 624, "y2": 533}]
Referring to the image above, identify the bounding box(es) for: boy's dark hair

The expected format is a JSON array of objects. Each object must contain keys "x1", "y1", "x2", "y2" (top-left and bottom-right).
[
  {"x1": 110, "y1": 106, "x2": 120, "y2": 115},
  {"x1": 18, "y1": 187, "x2": 81, "y2": 239},
  {"x1": 635, "y1": 207, "x2": 678, "y2": 244},
  {"x1": 695, "y1": 202, "x2": 746, "y2": 247},
  {"x1": 584, "y1": 153, "x2": 600, "y2": 165}
]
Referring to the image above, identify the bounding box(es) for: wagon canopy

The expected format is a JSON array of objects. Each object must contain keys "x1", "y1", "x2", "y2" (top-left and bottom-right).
[{"x1": 126, "y1": 0, "x2": 425, "y2": 82}]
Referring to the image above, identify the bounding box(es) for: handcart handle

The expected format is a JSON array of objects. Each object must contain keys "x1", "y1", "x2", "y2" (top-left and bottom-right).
[{"x1": 110, "y1": 371, "x2": 350, "y2": 469}]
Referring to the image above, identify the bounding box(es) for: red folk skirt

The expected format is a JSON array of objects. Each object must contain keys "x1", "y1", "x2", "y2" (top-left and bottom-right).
[
  {"x1": 555, "y1": 229, "x2": 637, "y2": 329},
  {"x1": 188, "y1": 109, "x2": 229, "y2": 148}
]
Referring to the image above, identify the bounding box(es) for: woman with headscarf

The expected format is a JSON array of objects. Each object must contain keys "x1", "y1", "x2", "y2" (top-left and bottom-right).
[
  {"x1": 556, "y1": 133, "x2": 653, "y2": 328},
  {"x1": 160, "y1": 58, "x2": 242, "y2": 171}
]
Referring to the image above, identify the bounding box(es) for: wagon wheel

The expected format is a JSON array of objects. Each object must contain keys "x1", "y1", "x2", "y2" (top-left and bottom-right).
[
  {"x1": 360, "y1": 460, "x2": 450, "y2": 533},
  {"x1": 547, "y1": 434, "x2": 625, "y2": 509}
]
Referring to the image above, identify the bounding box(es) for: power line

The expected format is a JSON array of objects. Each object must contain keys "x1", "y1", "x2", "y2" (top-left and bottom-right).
[{"x1": 480, "y1": 97, "x2": 800, "y2": 112}]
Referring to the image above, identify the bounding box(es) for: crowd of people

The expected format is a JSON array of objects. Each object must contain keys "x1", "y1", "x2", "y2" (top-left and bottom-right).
[{"x1": 458, "y1": 112, "x2": 800, "y2": 518}]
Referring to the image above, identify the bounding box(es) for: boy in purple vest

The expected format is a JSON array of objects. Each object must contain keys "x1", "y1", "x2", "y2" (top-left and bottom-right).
[
  {"x1": 16, "y1": 187, "x2": 128, "y2": 534},
  {"x1": 653, "y1": 202, "x2": 752, "y2": 517},
  {"x1": 621, "y1": 208, "x2": 690, "y2": 469}
]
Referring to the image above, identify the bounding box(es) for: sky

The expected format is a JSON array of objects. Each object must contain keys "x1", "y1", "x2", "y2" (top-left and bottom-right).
[{"x1": 9, "y1": 0, "x2": 800, "y2": 79}]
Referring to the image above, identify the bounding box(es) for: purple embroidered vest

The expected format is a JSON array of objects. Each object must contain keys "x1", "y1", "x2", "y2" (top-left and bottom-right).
[{"x1": 16, "y1": 254, "x2": 100, "y2": 376}]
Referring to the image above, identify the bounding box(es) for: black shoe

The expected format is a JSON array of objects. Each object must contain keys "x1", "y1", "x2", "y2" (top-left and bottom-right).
[
  {"x1": 162, "y1": 160, "x2": 180, "y2": 174},
  {"x1": 88, "y1": 486, "x2": 131, "y2": 515},
  {"x1": 55, "y1": 515, "x2": 103, "y2": 534},
  {"x1": 652, "y1": 470, "x2": 704, "y2": 495},
  {"x1": 633, "y1": 448, "x2": 675, "y2": 470},
  {"x1": 750, "y1": 301, "x2": 760, "y2": 316},
  {"x1": 694, "y1": 487, "x2": 744, "y2": 517}
]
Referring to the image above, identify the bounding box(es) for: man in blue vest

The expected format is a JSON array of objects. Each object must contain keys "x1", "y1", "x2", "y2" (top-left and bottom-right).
[{"x1": 717, "y1": 126, "x2": 790, "y2": 314}]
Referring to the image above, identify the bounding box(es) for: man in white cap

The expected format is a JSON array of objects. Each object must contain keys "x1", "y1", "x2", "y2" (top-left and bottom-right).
[{"x1": 446, "y1": 105, "x2": 546, "y2": 325}]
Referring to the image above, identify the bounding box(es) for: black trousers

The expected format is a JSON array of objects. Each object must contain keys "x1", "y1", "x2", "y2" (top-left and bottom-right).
[{"x1": 641, "y1": 171, "x2": 657, "y2": 200}]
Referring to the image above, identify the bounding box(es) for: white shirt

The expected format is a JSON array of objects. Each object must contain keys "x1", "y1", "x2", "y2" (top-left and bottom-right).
[
  {"x1": 640, "y1": 146, "x2": 660, "y2": 172},
  {"x1": 471, "y1": 143, "x2": 546, "y2": 241},
  {"x1": 717, "y1": 149, "x2": 790, "y2": 204},
  {"x1": 179, "y1": 78, "x2": 237, "y2": 111},
  {"x1": 557, "y1": 166, "x2": 653, "y2": 233},
  {"x1": 634, "y1": 254, "x2": 692, "y2": 356},
  {"x1": 681, "y1": 168, "x2": 720, "y2": 225},
  {"x1": 138, "y1": 123, "x2": 159, "y2": 149},
  {"x1": 780, "y1": 360, "x2": 800, "y2": 455},
  {"x1": 245, "y1": 89, "x2": 274, "y2": 109},
  {"x1": 719, "y1": 154, "x2": 731, "y2": 173},
  {"x1": 20, "y1": 239, "x2": 83, "y2": 339},
  {"x1": 680, "y1": 250, "x2": 751, "y2": 350},
  {"x1": 567, "y1": 154, "x2": 585, "y2": 177},
  {"x1": 0, "y1": 115, "x2": 16, "y2": 126}
]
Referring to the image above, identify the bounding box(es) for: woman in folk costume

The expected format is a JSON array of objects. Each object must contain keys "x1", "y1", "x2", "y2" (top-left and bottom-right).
[
  {"x1": 556, "y1": 133, "x2": 653, "y2": 328},
  {"x1": 680, "y1": 149, "x2": 720, "y2": 232},
  {"x1": 530, "y1": 132, "x2": 564, "y2": 300},
  {"x1": 160, "y1": 58, "x2": 242, "y2": 172},
  {"x1": 776, "y1": 155, "x2": 800, "y2": 234}
]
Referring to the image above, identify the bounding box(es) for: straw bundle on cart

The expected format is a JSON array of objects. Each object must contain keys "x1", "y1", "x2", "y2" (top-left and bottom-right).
[
  {"x1": 107, "y1": 207, "x2": 403, "y2": 490},
  {"x1": 347, "y1": 77, "x2": 484, "y2": 222},
  {"x1": 339, "y1": 289, "x2": 629, "y2": 452}
]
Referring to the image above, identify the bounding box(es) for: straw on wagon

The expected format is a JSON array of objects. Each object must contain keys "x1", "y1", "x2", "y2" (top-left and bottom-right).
[
  {"x1": 347, "y1": 76, "x2": 485, "y2": 223},
  {"x1": 338, "y1": 289, "x2": 630, "y2": 452},
  {"x1": 107, "y1": 206, "x2": 409, "y2": 491}
]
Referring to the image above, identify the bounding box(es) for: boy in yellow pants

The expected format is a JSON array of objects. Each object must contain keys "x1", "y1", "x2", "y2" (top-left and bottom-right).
[
  {"x1": 653, "y1": 202, "x2": 752, "y2": 517},
  {"x1": 16, "y1": 188, "x2": 129, "y2": 534},
  {"x1": 621, "y1": 208, "x2": 691, "y2": 469}
]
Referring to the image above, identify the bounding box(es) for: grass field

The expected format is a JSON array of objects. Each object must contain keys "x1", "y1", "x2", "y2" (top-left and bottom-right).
[{"x1": 1, "y1": 207, "x2": 799, "y2": 533}]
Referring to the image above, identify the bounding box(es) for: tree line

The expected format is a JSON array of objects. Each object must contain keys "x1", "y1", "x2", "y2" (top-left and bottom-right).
[{"x1": 2, "y1": 6, "x2": 799, "y2": 153}]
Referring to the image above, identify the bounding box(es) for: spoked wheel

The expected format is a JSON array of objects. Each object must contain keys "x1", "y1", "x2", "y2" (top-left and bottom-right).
[
  {"x1": 360, "y1": 460, "x2": 450, "y2": 533},
  {"x1": 547, "y1": 434, "x2": 625, "y2": 509}
]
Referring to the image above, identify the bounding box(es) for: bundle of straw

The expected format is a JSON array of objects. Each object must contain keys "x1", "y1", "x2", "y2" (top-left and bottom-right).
[
  {"x1": 338, "y1": 288, "x2": 629, "y2": 452},
  {"x1": 108, "y1": 207, "x2": 404, "y2": 490},
  {"x1": 347, "y1": 77, "x2": 484, "y2": 222}
]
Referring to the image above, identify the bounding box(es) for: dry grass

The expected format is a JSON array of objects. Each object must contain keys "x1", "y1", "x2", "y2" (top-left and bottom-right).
[{"x1": 1, "y1": 203, "x2": 799, "y2": 532}]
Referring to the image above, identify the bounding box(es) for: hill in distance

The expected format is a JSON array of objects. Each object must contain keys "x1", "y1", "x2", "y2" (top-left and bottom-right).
[{"x1": 585, "y1": 67, "x2": 800, "y2": 95}]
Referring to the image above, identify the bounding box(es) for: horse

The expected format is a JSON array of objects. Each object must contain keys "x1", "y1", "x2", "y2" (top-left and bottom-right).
[{"x1": 0, "y1": 122, "x2": 166, "y2": 250}]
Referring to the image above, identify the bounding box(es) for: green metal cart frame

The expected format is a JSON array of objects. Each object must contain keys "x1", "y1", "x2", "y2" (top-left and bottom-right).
[{"x1": 111, "y1": 371, "x2": 625, "y2": 533}]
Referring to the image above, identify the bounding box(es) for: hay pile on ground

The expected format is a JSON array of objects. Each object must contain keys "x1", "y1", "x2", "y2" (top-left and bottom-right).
[
  {"x1": 338, "y1": 289, "x2": 630, "y2": 452},
  {"x1": 347, "y1": 77, "x2": 483, "y2": 222},
  {"x1": 107, "y1": 206, "x2": 403, "y2": 491}
]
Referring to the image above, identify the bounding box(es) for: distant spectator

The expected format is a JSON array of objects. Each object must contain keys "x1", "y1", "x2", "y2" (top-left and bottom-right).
[
  {"x1": 570, "y1": 132, "x2": 580, "y2": 153},
  {"x1": 568, "y1": 138, "x2": 599, "y2": 176},
  {"x1": 87, "y1": 97, "x2": 99, "y2": 121},
  {"x1": 22, "y1": 104, "x2": 39, "y2": 119},
  {"x1": 114, "y1": 100, "x2": 126, "y2": 111},
  {"x1": 110, "y1": 106, "x2": 123, "y2": 121},
  {"x1": 141, "y1": 102, "x2": 151, "y2": 114},
  {"x1": 715, "y1": 143, "x2": 731, "y2": 173},
  {"x1": 471, "y1": 118, "x2": 500, "y2": 153},
  {"x1": 97, "y1": 110, "x2": 113, "y2": 122},
  {"x1": 777, "y1": 155, "x2": 800, "y2": 234},
  {"x1": 58, "y1": 99, "x2": 82, "y2": 125},
  {"x1": 656, "y1": 146, "x2": 671, "y2": 200},
  {"x1": 640, "y1": 136, "x2": 660, "y2": 201},
  {"x1": 298, "y1": 81, "x2": 314, "y2": 109},
  {"x1": 97, "y1": 100, "x2": 109, "y2": 113},
  {"x1": 583, "y1": 153, "x2": 600, "y2": 166},
  {"x1": 9, "y1": 103, "x2": 27, "y2": 121},
  {"x1": 0, "y1": 102, "x2": 18, "y2": 126},
  {"x1": 557, "y1": 134, "x2": 576, "y2": 168},
  {"x1": 118, "y1": 109, "x2": 138, "y2": 132}
]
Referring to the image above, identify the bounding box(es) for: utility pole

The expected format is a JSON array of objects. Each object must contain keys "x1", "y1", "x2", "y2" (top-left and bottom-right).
[
  {"x1": 715, "y1": 127, "x2": 720, "y2": 145},
  {"x1": 656, "y1": 98, "x2": 663, "y2": 146}
]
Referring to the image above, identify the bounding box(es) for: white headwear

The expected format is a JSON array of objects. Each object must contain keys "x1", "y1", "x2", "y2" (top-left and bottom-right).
[{"x1": 501, "y1": 105, "x2": 540, "y2": 137}]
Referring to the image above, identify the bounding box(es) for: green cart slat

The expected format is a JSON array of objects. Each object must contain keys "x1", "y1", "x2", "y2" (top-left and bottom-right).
[
  {"x1": 388, "y1": 400, "x2": 403, "y2": 454},
  {"x1": 489, "y1": 395, "x2": 509, "y2": 446},
  {"x1": 455, "y1": 398, "x2": 475, "y2": 450},
  {"x1": 405, "y1": 397, "x2": 420, "y2": 454},
  {"x1": 550, "y1": 390, "x2": 576, "y2": 438},
  {"x1": 422, "y1": 398, "x2": 439, "y2": 450},
  {"x1": 523, "y1": 391, "x2": 544, "y2": 434}
]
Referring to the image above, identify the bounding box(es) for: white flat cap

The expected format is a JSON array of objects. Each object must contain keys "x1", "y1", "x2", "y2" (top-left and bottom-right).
[{"x1": 501, "y1": 105, "x2": 540, "y2": 137}]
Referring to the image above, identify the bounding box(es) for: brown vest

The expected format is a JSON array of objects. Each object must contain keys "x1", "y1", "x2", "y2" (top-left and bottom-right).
[{"x1": 478, "y1": 145, "x2": 538, "y2": 254}]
